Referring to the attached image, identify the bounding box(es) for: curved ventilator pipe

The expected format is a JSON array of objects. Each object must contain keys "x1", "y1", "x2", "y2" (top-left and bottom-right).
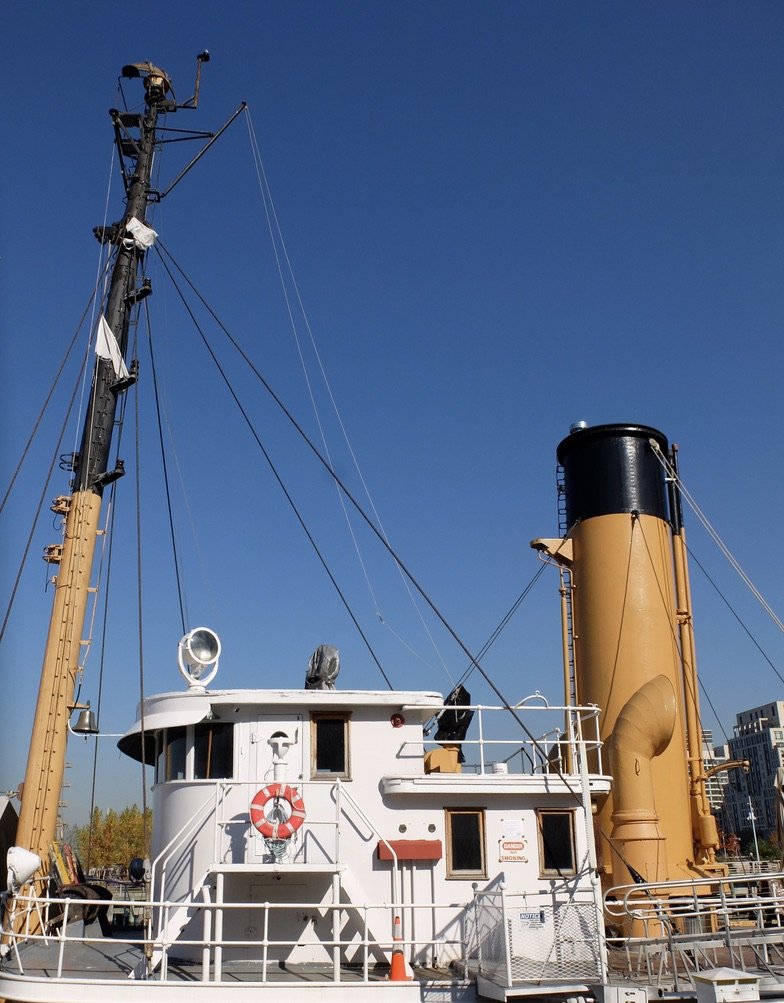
[{"x1": 606, "y1": 674, "x2": 677, "y2": 883}]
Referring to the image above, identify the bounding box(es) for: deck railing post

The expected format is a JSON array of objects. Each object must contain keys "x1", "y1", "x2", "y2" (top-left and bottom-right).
[
  {"x1": 261, "y1": 901, "x2": 270, "y2": 982},
  {"x1": 55, "y1": 898, "x2": 70, "y2": 978},
  {"x1": 332, "y1": 871, "x2": 341, "y2": 981},
  {"x1": 363, "y1": 903, "x2": 370, "y2": 982},
  {"x1": 160, "y1": 901, "x2": 170, "y2": 980},
  {"x1": 201, "y1": 885, "x2": 212, "y2": 981},
  {"x1": 214, "y1": 870, "x2": 224, "y2": 981}
]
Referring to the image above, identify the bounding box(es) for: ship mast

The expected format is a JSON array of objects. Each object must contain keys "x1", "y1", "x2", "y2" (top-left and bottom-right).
[{"x1": 15, "y1": 63, "x2": 174, "y2": 870}]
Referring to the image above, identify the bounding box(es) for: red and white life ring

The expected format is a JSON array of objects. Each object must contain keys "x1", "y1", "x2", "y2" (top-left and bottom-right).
[{"x1": 250, "y1": 783, "x2": 306, "y2": 840}]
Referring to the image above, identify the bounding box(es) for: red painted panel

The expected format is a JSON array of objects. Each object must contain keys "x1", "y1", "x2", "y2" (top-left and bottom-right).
[{"x1": 377, "y1": 839, "x2": 443, "y2": 861}]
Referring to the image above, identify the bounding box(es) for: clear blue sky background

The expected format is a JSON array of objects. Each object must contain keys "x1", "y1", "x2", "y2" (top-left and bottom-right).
[{"x1": 1, "y1": 1, "x2": 783, "y2": 826}]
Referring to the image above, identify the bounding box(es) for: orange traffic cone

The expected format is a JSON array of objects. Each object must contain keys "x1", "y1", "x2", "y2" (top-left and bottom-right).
[{"x1": 389, "y1": 914, "x2": 412, "y2": 981}]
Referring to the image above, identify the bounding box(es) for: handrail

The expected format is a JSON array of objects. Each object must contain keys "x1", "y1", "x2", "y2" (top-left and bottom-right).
[
  {"x1": 334, "y1": 778, "x2": 400, "y2": 909},
  {"x1": 150, "y1": 787, "x2": 218, "y2": 892},
  {"x1": 4, "y1": 887, "x2": 474, "y2": 984},
  {"x1": 606, "y1": 869, "x2": 784, "y2": 918},
  {"x1": 149, "y1": 786, "x2": 218, "y2": 943},
  {"x1": 416, "y1": 701, "x2": 604, "y2": 776}
]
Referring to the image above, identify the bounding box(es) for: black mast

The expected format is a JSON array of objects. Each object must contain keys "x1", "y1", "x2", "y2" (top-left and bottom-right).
[{"x1": 74, "y1": 64, "x2": 172, "y2": 493}]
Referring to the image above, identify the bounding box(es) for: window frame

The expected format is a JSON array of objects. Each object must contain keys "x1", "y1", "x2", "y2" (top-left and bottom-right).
[
  {"x1": 310, "y1": 712, "x2": 352, "y2": 780},
  {"x1": 445, "y1": 808, "x2": 487, "y2": 880},
  {"x1": 193, "y1": 721, "x2": 235, "y2": 780},
  {"x1": 536, "y1": 808, "x2": 576, "y2": 877},
  {"x1": 154, "y1": 722, "x2": 235, "y2": 784}
]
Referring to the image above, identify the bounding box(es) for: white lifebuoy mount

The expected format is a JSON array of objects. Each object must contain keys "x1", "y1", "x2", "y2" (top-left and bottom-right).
[{"x1": 250, "y1": 783, "x2": 306, "y2": 840}]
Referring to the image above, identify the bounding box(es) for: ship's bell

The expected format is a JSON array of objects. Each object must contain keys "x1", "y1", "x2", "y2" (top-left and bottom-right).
[{"x1": 72, "y1": 704, "x2": 99, "y2": 735}]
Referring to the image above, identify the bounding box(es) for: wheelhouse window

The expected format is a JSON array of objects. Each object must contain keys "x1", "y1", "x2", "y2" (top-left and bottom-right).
[
  {"x1": 311, "y1": 714, "x2": 350, "y2": 778},
  {"x1": 164, "y1": 726, "x2": 186, "y2": 782},
  {"x1": 446, "y1": 808, "x2": 486, "y2": 879},
  {"x1": 537, "y1": 809, "x2": 576, "y2": 876},
  {"x1": 194, "y1": 722, "x2": 234, "y2": 779},
  {"x1": 154, "y1": 722, "x2": 235, "y2": 783}
]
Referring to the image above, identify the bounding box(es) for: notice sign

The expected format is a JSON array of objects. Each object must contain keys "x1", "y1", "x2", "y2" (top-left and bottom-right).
[
  {"x1": 498, "y1": 819, "x2": 527, "y2": 862},
  {"x1": 498, "y1": 838, "x2": 527, "y2": 862},
  {"x1": 517, "y1": 910, "x2": 546, "y2": 929}
]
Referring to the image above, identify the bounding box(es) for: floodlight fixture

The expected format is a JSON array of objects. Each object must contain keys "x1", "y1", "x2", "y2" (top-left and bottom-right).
[
  {"x1": 6, "y1": 846, "x2": 41, "y2": 894},
  {"x1": 178, "y1": 627, "x2": 221, "y2": 689}
]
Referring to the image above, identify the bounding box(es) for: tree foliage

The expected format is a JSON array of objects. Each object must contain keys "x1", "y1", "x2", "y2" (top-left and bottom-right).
[{"x1": 69, "y1": 806, "x2": 152, "y2": 871}]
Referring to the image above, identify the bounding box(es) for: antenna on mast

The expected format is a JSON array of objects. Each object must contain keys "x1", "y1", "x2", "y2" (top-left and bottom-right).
[{"x1": 181, "y1": 50, "x2": 211, "y2": 109}]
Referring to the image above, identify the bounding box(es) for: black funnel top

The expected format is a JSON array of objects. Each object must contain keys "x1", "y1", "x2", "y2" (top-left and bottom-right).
[{"x1": 556, "y1": 423, "x2": 669, "y2": 526}]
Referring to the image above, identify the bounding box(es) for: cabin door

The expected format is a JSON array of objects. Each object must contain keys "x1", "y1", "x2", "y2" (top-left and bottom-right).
[
  {"x1": 239, "y1": 715, "x2": 304, "y2": 862},
  {"x1": 240, "y1": 714, "x2": 305, "y2": 786}
]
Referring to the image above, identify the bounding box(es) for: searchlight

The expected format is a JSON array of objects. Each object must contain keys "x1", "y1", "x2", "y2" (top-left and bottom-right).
[{"x1": 178, "y1": 627, "x2": 221, "y2": 690}]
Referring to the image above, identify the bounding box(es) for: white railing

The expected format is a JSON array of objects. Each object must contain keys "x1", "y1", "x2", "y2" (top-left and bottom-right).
[
  {"x1": 409, "y1": 697, "x2": 604, "y2": 777},
  {"x1": 605, "y1": 872, "x2": 784, "y2": 988},
  {"x1": 144, "y1": 777, "x2": 406, "y2": 971},
  {"x1": 2, "y1": 887, "x2": 476, "y2": 985}
]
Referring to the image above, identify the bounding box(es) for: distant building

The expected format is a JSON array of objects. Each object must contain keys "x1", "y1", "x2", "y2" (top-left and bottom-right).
[
  {"x1": 722, "y1": 701, "x2": 784, "y2": 839},
  {"x1": 701, "y1": 731, "x2": 730, "y2": 816}
]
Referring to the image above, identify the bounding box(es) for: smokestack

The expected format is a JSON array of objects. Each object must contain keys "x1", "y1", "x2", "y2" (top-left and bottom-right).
[{"x1": 555, "y1": 422, "x2": 695, "y2": 887}]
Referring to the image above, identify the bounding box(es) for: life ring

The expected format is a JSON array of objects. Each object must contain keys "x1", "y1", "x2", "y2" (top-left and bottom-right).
[{"x1": 250, "y1": 783, "x2": 306, "y2": 840}]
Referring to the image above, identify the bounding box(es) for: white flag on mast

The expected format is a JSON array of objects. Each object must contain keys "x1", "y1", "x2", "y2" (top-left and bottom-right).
[
  {"x1": 126, "y1": 216, "x2": 158, "y2": 250},
  {"x1": 95, "y1": 315, "x2": 130, "y2": 379}
]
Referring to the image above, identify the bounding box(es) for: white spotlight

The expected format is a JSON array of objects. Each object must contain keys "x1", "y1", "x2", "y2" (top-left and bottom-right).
[
  {"x1": 178, "y1": 627, "x2": 221, "y2": 689},
  {"x1": 7, "y1": 847, "x2": 41, "y2": 894}
]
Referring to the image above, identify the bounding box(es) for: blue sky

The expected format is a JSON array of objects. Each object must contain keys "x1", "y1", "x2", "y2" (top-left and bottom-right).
[{"x1": 1, "y1": 1, "x2": 783, "y2": 825}]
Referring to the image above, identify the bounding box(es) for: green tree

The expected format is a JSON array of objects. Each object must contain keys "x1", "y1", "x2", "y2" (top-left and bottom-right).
[{"x1": 70, "y1": 805, "x2": 152, "y2": 872}]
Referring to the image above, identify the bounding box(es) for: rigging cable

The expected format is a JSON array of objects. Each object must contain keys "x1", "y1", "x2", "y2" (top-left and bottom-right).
[
  {"x1": 134, "y1": 334, "x2": 150, "y2": 853},
  {"x1": 154, "y1": 245, "x2": 394, "y2": 690},
  {"x1": 244, "y1": 108, "x2": 452, "y2": 683},
  {"x1": 686, "y1": 545, "x2": 784, "y2": 689},
  {"x1": 449, "y1": 560, "x2": 548, "y2": 692},
  {"x1": 649, "y1": 440, "x2": 784, "y2": 634},
  {"x1": 154, "y1": 238, "x2": 586, "y2": 801},
  {"x1": 0, "y1": 289, "x2": 99, "y2": 516},
  {"x1": 0, "y1": 339, "x2": 91, "y2": 645},
  {"x1": 70, "y1": 138, "x2": 120, "y2": 484},
  {"x1": 85, "y1": 475, "x2": 120, "y2": 871},
  {"x1": 634, "y1": 513, "x2": 712, "y2": 766},
  {"x1": 144, "y1": 298, "x2": 188, "y2": 635}
]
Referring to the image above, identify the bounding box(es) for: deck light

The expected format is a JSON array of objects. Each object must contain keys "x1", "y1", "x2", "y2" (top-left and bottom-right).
[
  {"x1": 6, "y1": 847, "x2": 41, "y2": 893},
  {"x1": 178, "y1": 627, "x2": 221, "y2": 689}
]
